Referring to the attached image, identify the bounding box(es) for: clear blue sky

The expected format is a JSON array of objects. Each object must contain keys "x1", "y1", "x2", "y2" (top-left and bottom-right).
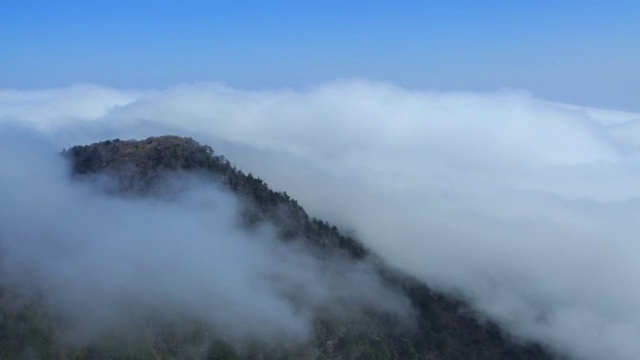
[{"x1": 1, "y1": 1, "x2": 639, "y2": 110}]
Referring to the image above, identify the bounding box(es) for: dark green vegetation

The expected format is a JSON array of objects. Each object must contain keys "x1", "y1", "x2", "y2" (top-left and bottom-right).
[{"x1": 0, "y1": 136, "x2": 559, "y2": 359}]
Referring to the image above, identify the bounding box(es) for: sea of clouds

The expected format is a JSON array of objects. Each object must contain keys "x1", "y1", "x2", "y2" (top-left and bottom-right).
[{"x1": 2, "y1": 79, "x2": 640, "y2": 359}]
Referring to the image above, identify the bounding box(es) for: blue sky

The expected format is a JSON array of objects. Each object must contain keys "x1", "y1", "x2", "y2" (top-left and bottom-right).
[{"x1": 1, "y1": 1, "x2": 639, "y2": 110}]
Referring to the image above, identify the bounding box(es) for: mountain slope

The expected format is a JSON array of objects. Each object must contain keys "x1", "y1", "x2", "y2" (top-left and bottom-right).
[{"x1": 0, "y1": 135, "x2": 560, "y2": 359}]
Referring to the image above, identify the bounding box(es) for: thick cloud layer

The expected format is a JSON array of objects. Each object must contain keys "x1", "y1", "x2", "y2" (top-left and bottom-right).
[
  {"x1": 2, "y1": 80, "x2": 640, "y2": 359},
  {"x1": 0, "y1": 128, "x2": 409, "y2": 345}
]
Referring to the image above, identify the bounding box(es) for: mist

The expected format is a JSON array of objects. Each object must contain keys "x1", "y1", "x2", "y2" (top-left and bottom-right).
[
  {"x1": 2, "y1": 79, "x2": 640, "y2": 359},
  {"x1": 0, "y1": 128, "x2": 410, "y2": 347}
]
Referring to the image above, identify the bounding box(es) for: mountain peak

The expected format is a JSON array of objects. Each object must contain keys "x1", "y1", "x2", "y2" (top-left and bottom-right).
[{"x1": 45, "y1": 135, "x2": 560, "y2": 359}]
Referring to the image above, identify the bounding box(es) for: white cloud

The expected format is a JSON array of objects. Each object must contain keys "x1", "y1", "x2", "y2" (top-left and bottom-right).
[
  {"x1": 2, "y1": 79, "x2": 640, "y2": 359},
  {"x1": 0, "y1": 84, "x2": 140, "y2": 129}
]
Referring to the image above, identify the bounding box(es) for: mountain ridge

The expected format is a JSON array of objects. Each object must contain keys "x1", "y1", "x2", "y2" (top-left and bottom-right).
[{"x1": 0, "y1": 135, "x2": 560, "y2": 359}]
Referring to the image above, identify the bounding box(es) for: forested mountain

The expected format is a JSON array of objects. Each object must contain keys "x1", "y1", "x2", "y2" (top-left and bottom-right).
[{"x1": 0, "y1": 136, "x2": 560, "y2": 359}]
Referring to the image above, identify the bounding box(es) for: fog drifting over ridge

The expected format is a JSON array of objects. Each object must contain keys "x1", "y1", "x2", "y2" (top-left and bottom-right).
[
  {"x1": 0, "y1": 129, "x2": 410, "y2": 345},
  {"x1": 2, "y1": 79, "x2": 640, "y2": 359}
]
